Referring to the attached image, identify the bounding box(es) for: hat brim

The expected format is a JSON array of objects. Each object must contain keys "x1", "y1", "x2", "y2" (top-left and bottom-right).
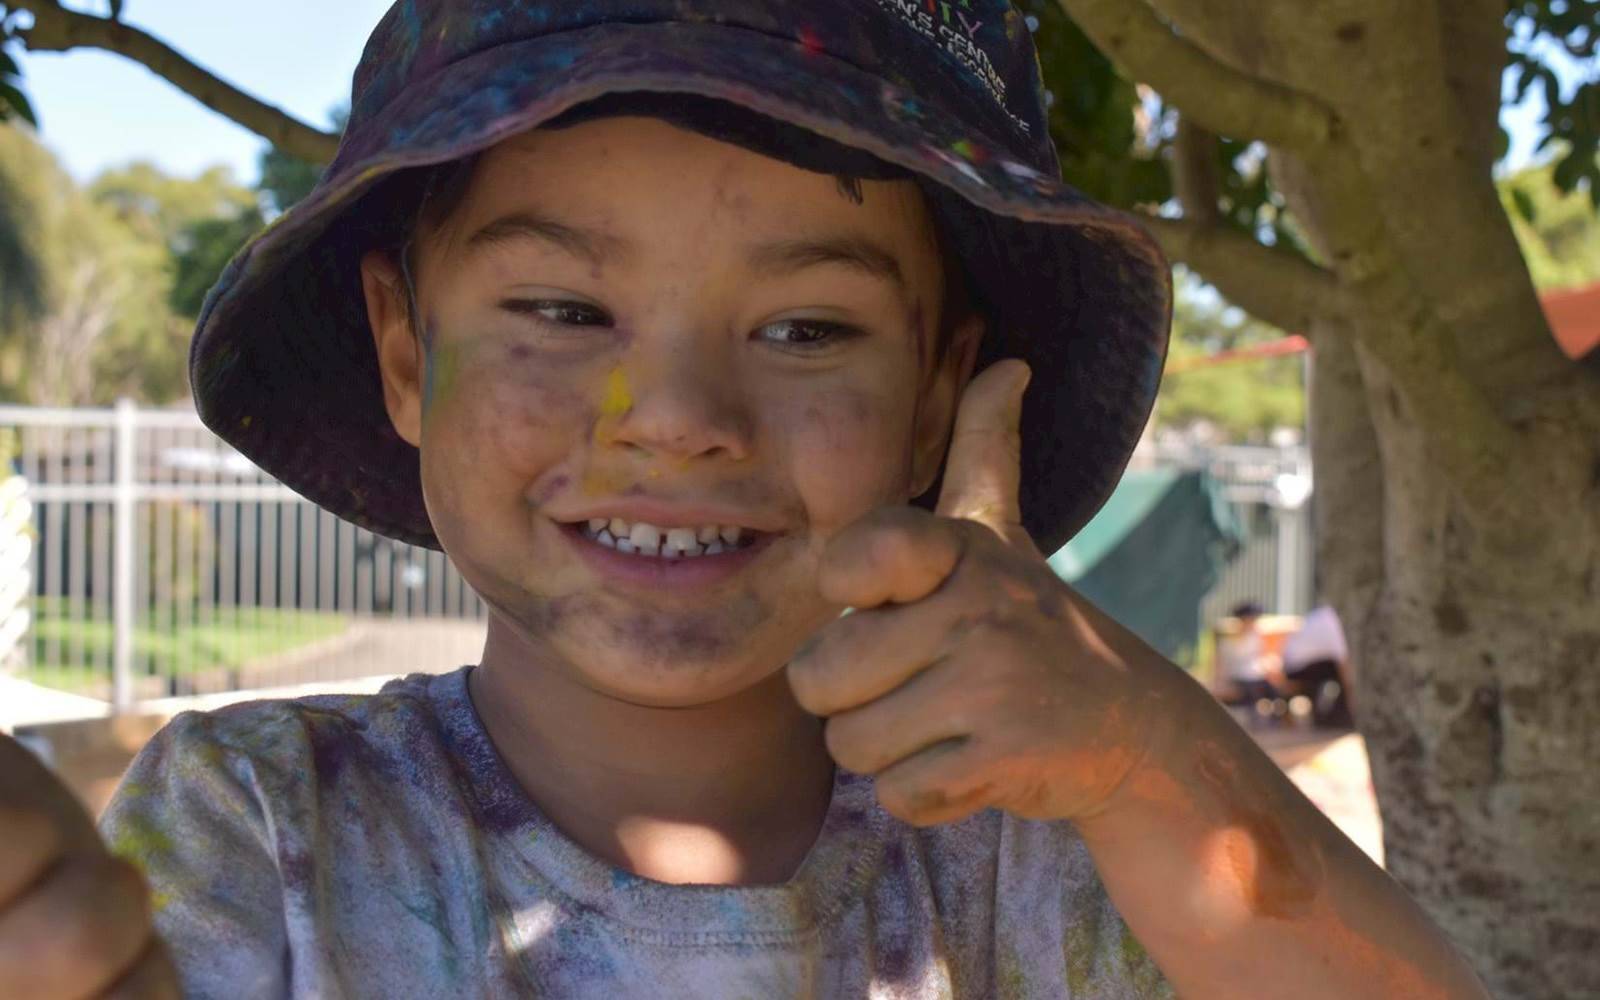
[{"x1": 192, "y1": 20, "x2": 1171, "y2": 555}]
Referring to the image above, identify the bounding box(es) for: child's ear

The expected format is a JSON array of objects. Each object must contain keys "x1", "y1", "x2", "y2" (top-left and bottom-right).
[
  {"x1": 909, "y1": 312, "x2": 986, "y2": 499},
  {"x1": 361, "y1": 250, "x2": 425, "y2": 448}
]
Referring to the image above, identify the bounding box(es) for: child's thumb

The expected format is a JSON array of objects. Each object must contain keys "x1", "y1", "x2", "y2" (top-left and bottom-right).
[{"x1": 935, "y1": 359, "x2": 1030, "y2": 541}]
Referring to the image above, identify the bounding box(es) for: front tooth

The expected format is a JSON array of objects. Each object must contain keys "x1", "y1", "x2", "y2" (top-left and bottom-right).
[
  {"x1": 719, "y1": 525, "x2": 744, "y2": 545},
  {"x1": 697, "y1": 525, "x2": 720, "y2": 544},
  {"x1": 704, "y1": 541, "x2": 725, "y2": 555},
  {"x1": 629, "y1": 523, "x2": 661, "y2": 555},
  {"x1": 609, "y1": 518, "x2": 631, "y2": 539},
  {"x1": 665, "y1": 528, "x2": 698, "y2": 554},
  {"x1": 597, "y1": 529, "x2": 616, "y2": 548},
  {"x1": 588, "y1": 518, "x2": 608, "y2": 534}
]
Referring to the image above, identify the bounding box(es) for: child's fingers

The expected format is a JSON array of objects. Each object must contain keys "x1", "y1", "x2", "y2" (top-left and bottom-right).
[
  {"x1": 0, "y1": 854, "x2": 156, "y2": 1000},
  {"x1": 816, "y1": 506, "x2": 965, "y2": 609},
  {"x1": 0, "y1": 734, "x2": 103, "y2": 872},
  {"x1": 819, "y1": 655, "x2": 974, "y2": 776},
  {"x1": 788, "y1": 592, "x2": 966, "y2": 717},
  {"x1": 872, "y1": 740, "x2": 998, "y2": 827},
  {"x1": 0, "y1": 805, "x2": 65, "y2": 909},
  {"x1": 935, "y1": 359, "x2": 1029, "y2": 542}
]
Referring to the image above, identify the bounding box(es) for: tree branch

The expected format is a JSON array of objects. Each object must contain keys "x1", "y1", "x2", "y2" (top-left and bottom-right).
[
  {"x1": 1056, "y1": 0, "x2": 1340, "y2": 153},
  {"x1": 1141, "y1": 215, "x2": 1341, "y2": 334},
  {"x1": 1171, "y1": 114, "x2": 1221, "y2": 228},
  {"x1": 10, "y1": 0, "x2": 339, "y2": 163}
]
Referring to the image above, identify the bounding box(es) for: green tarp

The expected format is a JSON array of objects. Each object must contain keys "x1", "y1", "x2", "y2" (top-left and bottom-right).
[{"x1": 1048, "y1": 469, "x2": 1242, "y2": 664}]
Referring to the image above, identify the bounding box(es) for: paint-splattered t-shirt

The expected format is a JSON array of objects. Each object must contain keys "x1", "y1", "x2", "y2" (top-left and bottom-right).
[{"x1": 101, "y1": 668, "x2": 1173, "y2": 999}]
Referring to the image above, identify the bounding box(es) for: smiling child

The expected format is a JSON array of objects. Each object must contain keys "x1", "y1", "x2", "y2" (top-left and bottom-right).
[{"x1": 0, "y1": 2, "x2": 1489, "y2": 998}]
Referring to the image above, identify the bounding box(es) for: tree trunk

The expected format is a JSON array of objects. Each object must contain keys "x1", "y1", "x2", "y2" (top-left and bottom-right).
[
  {"x1": 1286, "y1": 179, "x2": 1600, "y2": 996},
  {"x1": 1344, "y1": 342, "x2": 1600, "y2": 999}
]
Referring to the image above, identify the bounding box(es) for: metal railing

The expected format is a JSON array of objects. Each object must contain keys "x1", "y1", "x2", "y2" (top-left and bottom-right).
[
  {"x1": 1, "y1": 401, "x2": 487, "y2": 714},
  {"x1": 1, "y1": 401, "x2": 1317, "y2": 714}
]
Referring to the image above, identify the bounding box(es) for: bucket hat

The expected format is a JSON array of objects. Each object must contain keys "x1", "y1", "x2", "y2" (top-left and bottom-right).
[{"x1": 191, "y1": 0, "x2": 1172, "y2": 556}]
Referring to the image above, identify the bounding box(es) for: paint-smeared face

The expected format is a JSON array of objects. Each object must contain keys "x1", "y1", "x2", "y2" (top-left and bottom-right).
[{"x1": 364, "y1": 117, "x2": 978, "y2": 707}]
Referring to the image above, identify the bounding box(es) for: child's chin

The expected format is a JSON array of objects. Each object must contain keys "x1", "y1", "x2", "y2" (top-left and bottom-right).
[{"x1": 578, "y1": 653, "x2": 783, "y2": 708}]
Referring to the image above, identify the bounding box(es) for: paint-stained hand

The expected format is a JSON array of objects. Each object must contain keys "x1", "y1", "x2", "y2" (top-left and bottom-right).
[
  {"x1": 788, "y1": 359, "x2": 1185, "y2": 827},
  {"x1": 0, "y1": 734, "x2": 179, "y2": 999}
]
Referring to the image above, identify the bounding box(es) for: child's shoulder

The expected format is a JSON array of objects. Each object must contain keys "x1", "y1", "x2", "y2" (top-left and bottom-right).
[{"x1": 143, "y1": 669, "x2": 468, "y2": 785}]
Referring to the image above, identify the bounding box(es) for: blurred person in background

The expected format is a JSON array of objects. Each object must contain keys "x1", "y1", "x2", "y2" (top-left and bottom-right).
[
  {"x1": 1215, "y1": 600, "x2": 1286, "y2": 726},
  {"x1": 1283, "y1": 604, "x2": 1355, "y2": 729}
]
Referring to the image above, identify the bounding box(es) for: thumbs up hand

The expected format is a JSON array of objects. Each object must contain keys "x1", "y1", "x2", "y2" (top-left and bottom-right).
[{"x1": 787, "y1": 360, "x2": 1184, "y2": 827}]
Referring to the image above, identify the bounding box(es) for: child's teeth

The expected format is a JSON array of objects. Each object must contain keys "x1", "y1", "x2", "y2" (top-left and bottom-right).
[
  {"x1": 628, "y1": 523, "x2": 661, "y2": 555},
  {"x1": 665, "y1": 528, "x2": 699, "y2": 553},
  {"x1": 580, "y1": 518, "x2": 755, "y2": 558}
]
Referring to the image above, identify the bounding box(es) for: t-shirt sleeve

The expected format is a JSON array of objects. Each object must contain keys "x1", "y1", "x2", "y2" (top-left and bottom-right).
[{"x1": 99, "y1": 710, "x2": 289, "y2": 999}]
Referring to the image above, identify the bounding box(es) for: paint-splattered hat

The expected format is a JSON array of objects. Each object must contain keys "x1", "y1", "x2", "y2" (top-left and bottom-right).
[{"x1": 191, "y1": 0, "x2": 1172, "y2": 556}]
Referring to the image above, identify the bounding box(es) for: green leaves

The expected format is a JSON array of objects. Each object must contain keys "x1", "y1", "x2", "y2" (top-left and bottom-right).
[
  {"x1": 0, "y1": 21, "x2": 38, "y2": 128},
  {"x1": 1019, "y1": 0, "x2": 1171, "y2": 210},
  {"x1": 1505, "y1": 1, "x2": 1600, "y2": 209}
]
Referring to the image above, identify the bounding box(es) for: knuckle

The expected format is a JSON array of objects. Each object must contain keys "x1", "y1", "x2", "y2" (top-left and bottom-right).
[
  {"x1": 788, "y1": 650, "x2": 838, "y2": 716},
  {"x1": 866, "y1": 522, "x2": 918, "y2": 571},
  {"x1": 879, "y1": 779, "x2": 945, "y2": 827},
  {"x1": 822, "y1": 717, "x2": 871, "y2": 771}
]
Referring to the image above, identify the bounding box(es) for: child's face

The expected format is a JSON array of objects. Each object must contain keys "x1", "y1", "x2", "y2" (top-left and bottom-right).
[{"x1": 364, "y1": 117, "x2": 979, "y2": 707}]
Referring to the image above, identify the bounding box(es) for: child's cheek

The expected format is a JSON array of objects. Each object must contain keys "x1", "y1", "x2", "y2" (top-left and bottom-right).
[
  {"x1": 785, "y1": 386, "x2": 914, "y2": 525},
  {"x1": 426, "y1": 339, "x2": 596, "y2": 485}
]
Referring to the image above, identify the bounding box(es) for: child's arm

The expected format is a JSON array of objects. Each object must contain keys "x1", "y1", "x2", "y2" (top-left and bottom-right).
[
  {"x1": 788, "y1": 361, "x2": 1488, "y2": 998},
  {"x1": 1074, "y1": 676, "x2": 1488, "y2": 999}
]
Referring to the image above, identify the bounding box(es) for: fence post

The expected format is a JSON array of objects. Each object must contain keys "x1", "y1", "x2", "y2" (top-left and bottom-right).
[{"x1": 113, "y1": 398, "x2": 136, "y2": 714}]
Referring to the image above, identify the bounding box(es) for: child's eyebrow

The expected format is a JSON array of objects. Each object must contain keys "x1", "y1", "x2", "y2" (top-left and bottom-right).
[
  {"x1": 462, "y1": 210, "x2": 632, "y2": 268},
  {"x1": 461, "y1": 211, "x2": 905, "y2": 294},
  {"x1": 746, "y1": 235, "x2": 907, "y2": 294}
]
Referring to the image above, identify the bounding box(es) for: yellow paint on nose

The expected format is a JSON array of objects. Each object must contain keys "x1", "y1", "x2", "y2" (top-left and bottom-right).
[
  {"x1": 587, "y1": 368, "x2": 637, "y2": 494},
  {"x1": 600, "y1": 366, "x2": 633, "y2": 419}
]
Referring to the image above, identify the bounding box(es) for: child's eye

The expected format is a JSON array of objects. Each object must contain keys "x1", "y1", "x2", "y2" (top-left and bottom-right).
[
  {"x1": 501, "y1": 299, "x2": 612, "y2": 327},
  {"x1": 756, "y1": 319, "x2": 862, "y2": 352}
]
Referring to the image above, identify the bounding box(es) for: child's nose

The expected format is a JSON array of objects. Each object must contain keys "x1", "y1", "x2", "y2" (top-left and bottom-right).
[{"x1": 600, "y1": 351, "x2": 753, "y2": 463}]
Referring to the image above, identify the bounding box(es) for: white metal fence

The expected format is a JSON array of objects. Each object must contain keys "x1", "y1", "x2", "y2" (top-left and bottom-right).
[
  {"x1": 0, "y1": 401, "x2": 1315, "y2": 714},
  {"x1": 1, "y1": 401, "x2": 487, "y2": 714}
]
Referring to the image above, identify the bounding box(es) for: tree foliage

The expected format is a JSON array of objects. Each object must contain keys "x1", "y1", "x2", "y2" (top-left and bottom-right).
[
  {"x1": 1503, "y1": 158, "x2": 1600, "y2": 288},
  {"x1": 257, "y1": 104, "x2": 346, "y2": 216},
  {"x1": 1507, "y1": 0, "x2": 1600, "y2": 206},
  {"x1": 1156, "y1": 275, "x2": 1305, "y2": 442},
  {"x1": 0, "y1": 125, "x2": 259, "y2": 405}
]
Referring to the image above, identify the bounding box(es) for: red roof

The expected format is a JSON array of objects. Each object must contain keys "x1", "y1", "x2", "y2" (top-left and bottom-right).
[{"x1": 1542, "y1": 283, "x2": 1600, "y2": 360}]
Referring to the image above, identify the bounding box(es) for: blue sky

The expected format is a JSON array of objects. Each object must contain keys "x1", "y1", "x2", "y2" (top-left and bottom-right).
[
  {"x1": 11, "y1": 1, "x2": 1588, "y2": 185},
  {"x1": 17, "y1": 0, "x2": 392, "y2": 183}
]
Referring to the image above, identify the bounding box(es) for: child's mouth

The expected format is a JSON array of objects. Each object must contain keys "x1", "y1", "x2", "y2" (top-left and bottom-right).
[
  {"x1": 556, "y1": 516, "x2": 775, "y2": 589},
  {"x1": 570, "y1": 517, "x2": 759, "y2": 559}
]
